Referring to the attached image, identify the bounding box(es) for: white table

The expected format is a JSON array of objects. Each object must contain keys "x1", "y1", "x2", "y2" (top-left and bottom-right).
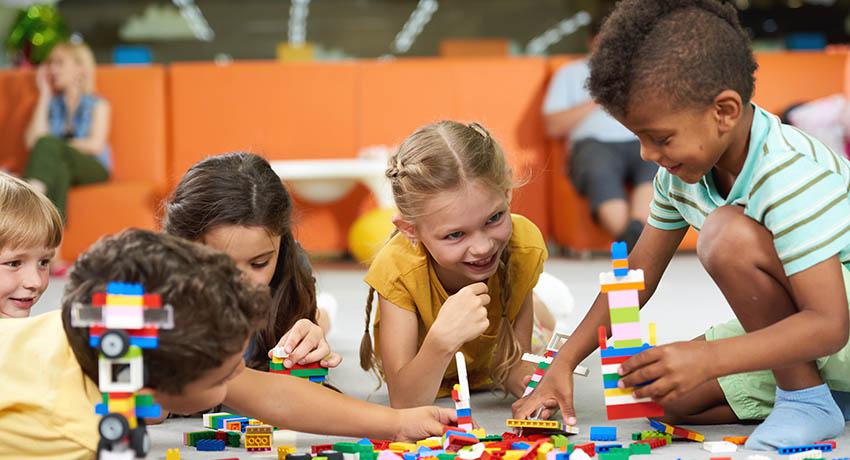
[{"x1": 269, "y1": 159, "x2": 394, "y2": 208}]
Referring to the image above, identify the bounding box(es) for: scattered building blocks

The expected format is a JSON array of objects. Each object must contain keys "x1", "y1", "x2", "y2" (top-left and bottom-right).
[
  {"x1": 183, "y1": 430, "x2": 216, "y2": 447},
  {"x1": 195, "y1": 439, "x2": 225, "y2": 451},
  {"x1": 648, "y1": 419, "x2": 705, "y2": 442},
  {"x1": 702, "y1": 441, "x2": 737, "y2": 453},
  {"x1": 165, "y1": 448, "x2": 180, "y2": 460},
  {"x1": 633, "y1": 437, "x2": 667, "y2": 449},
  {"x1": 589, "y1": 427, "x2": 616, "y2": 442},
  {"x1": 573, "y1": 443, "x2": 594, "y2": 457}
]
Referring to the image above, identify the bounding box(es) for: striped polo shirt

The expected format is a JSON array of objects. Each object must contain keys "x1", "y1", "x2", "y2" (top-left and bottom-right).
[{"x1": 649, "y1": 104, "x2": 850, "y2": 276}]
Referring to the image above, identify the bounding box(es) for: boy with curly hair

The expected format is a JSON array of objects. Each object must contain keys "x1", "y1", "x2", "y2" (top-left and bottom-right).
[{"x1": 515, "y1": 0, "x2": 850, "y2": 450}]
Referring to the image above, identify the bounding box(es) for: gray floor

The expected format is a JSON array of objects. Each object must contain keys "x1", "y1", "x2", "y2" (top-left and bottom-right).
[{"x1": 33, "y1": 255, "x2": 849, "y2": 459}]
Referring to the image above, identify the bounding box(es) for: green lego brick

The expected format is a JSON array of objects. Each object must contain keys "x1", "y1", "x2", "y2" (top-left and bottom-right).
[
  {"x1": 565, "y1": 444, "x2": 574, "y2": 454},
  {"x1": 209, "y1": 413, "x2": 233, "y2": 429},
  {"x1": 332, "y1": 443, "x2": 361, "y2": 454},
  {"x1": 609, "y1": 307, "x2": 640, "y2": 324},
  {"x1": 599, "y1": 450, "x2": 629, "y2": 460},
  {"x1": 183, "y1": 430, "x2": 216, "y2": 447},
  {"x1": 527, "y1": 379, "x2": 539, "y2": 388},
  {"x1": 134, "y1": 394, "x2": 155, "y2": 407},
  {"x1": 290, "y1": 368, "x2": 330, "y2": 377},
  {"x1": 479, "y1": 435, "x2": 503, "y2": 442},
  {"x1": 226, "y1": 431, "x2": 241, "y2": 447},
  {"x1": 538, "y1": 361, "x2": 550, "y2": 370},
  {"x1": 631, "y1": 432, "x2": 641, "y2": 441},
  {"x1": 629, "y1": 443, "x2": 651, "y2": 455},
  {"x1": 437, "y1": 454, "x2": 457, "y2": 460},
  {"x1": 613, "y1": 339, "x2": 643, "y2": 348},
  {"x1": 360, "y1": 451, "x2": 377, "y2": 460},
  {"x1": 603, "y1": 373, "x2": 620, "y2": 383},
  {"x1": 270, "y1": 362, "x2": 286, "y2": 371},
  {"x1": 551, "y1": 435, "x2": 568, "y2": 448}
]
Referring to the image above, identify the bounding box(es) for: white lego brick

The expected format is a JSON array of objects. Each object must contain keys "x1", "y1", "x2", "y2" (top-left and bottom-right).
[
  {"x1": 604, "y1": 393, "x2": 654, "y2": 406},
  {"x1": 601, "y1": 364, "x2": 622, "y2": 375},
  {"x1": 563, "y1": 424, "x2": 580, "y2": 434},
  {"x1": 599, "y1": 270, "x2": 645, "y2": 288},
  {"x1": 102, "y1": 306, "x2": 144, "y2": 330},
  {"x1": 569, "y1": 448, "x2": 591, "y2": 460},
  {"x1": 343, "y1": 453, "x2": 360, "y2": 460},
  {"x1": 573, "y1": 364, "x2": 590, "y2": 377},
  {"x1": 702, "y1": 441, "x2": 737, "y2": 453},
  {"x1": 203, "y1": 412, "x2": 231, "y2": 429},
  {"x1": 98, "y1": 355, "x2": 144, "y2": 393},
  {"x1": 455, "y1": 352, "x2": 470, "y2": 401},
  {"x1": 789, "y1": 450, "x2": 823, "y2": 460},
  {"x1": 454, "y1": 399, "x2": 470, "y2": 410},
  {"x1": 272, "y1": 346, "x2": 290, "y2": 359},
  {"x1": 746, "y1": 456, "x2": 770, "y2": 460}
]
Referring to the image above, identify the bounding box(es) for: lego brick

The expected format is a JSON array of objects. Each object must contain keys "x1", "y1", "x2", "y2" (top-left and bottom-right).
[
  {"x1": 789, "y1": 450, "x2": 823, "y2": 460},
  {"x1": 594, "y1": 444, "x2": 622, "y2": 454},
  {"x1": 287, "y1": 368, "x2": 330, "y2": 377},
  {"x1": 605, "y1": 401, "x2": 664, "y2": 420},
  {"x1": 611, "y1": 242, "x2": 627, "y2": 260},
  {"x1": 608, "y1": 307, "x2": 640, "y2": 324},
  {"x1": 165, "y1": 448, "x2": 181, "y2": 460},
  {"x1": 574, "y1": 443, "x2": 595, "y2": 457},
  {"x1": 106, "y1": 293, "x2": 144, "y2": 307},
  {"x1": 648, "y1": 322, "x2": 656, "y2": 346},
  {"x1": 628, "y1": 442, "x2": 651, "y2": 455},
  {"x1": 603, "y1": 393, "x2": 654, "y2": 406},
  {"x1": 599, "y1": 270, "x2": 645, "y2": 292},
  {"x1": 134, "y1": 404, "x2": 161, "y2": 419},
  {"x1": 633, "y1": 437, "x2": 668, "y2": 449},
  {"x1": 456, "y1": 408, "x2": 472, "y2": 418},
  {"x1": 320, "y1": 451, "x2": 345, "y2": 460},
  {"x1": 313, "y1": 444, "x2": 335, "y2": 455},
  {"x1": 390, "y1": 442, "x2": 418, "y2": 452},
  {"x1": 196, "y1": 439, "x2": 225, "y2": 451},
  {"x1": 183, "y1": 430, "x2": 216, "y2": 446},
  {"x1": 606, "y1": 291, "x2": 639, "y2": 310},
  {"x1": 611, "y1": 322, "x2": 641, "y2": 339},
  {"x1": 613, "y1": 339, "x2": 644, "y2": 348},
  {"x1": 777, "y1": 444, "x2": 833, "y2": 455},
  {"x1": 505, "y1": 419, "x2": 561, "y2": 430},
  {"x1": 107, "y1": 282, "x2": 144, "y2": 296},
  {"x1": 599, "y1": 344, "x2": 652, "y2": 359},
  {"x1": 589, "y1": 426, "x2": 617, "y2": 441},
  {"x1": 702, "y1": 441, "x2": 737, "y2": 453},
  {"x1": 814, "y1": 440, "x2": 836, "y2": 449},
  {"x1": 648, "y1": 419, "x2": 704, "y2": 442},
  {"x1": 722, "y1": 436, "x2": 748, "y2": 445}
]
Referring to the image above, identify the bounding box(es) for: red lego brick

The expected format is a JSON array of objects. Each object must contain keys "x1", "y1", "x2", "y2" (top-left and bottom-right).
[
  {"x1": 142, "y1": 294, "x2": 161, "y2": 307},
  {"x1": 312, "y1": 444, "x2": 334, "y2": 455},
  {"x1": 635, "y1": 438, "x2": 667, "y2": 449},
  {"x1": 451, "y1": 389, "x2": 459, "y2": 401},
  {"x1": 526, "y1": 434, "x2": 551, "y2": 442},
  {"x1": 92, "y1": 292, "x2": 106, "y2": 306},
  {"x1": 448, "y1": 435, "x2": 478, "y2": 447},
  {"x1": 606, "y1": 402, "x2": 664, "y2": 420},
  {"x1": 600, "y1": 355, "x2": 631, "y2": 366},
  {"x1": 816, "y1": 440, "x2": 837, "y2": 449},
  {"x1": 575, "y1": 443, "x2": 595, "y2": 457},
  {"x1": 370, "y1": 440, "x2": 391, "y2": 450},
  {"x1": 501, "y1": 432, "x2": 520, "y2": 442},
  {"x1": 457, "y1": 416, "x2": 473, "y2": 425},
  {"x1": 598, "y1": 326, "x2": 607, "y2": 349}
]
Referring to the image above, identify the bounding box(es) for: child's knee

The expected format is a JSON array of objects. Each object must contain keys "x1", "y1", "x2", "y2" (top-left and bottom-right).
[
  {"x1": 698, "y1": 206, "x2": 769, "y2": 271},
  {"x1": 32, "y1": 135, "x2": 64, "y2": 154}
]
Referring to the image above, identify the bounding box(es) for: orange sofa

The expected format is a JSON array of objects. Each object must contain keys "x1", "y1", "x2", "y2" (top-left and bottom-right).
[
  {"x1": 545, "y1": 52, "x2": 848, "y2": 253},
  {"x1": 0, "y1": 66, "x2": 168, "y2": 259}
]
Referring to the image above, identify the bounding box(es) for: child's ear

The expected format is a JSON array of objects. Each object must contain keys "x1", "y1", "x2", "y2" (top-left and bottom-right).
[
  {"x1": 392, "y1": 214, "x2": 418, "y2": 243},
  {"x1": 713, "y1": 90, "x2": 744, "y2": 134}
]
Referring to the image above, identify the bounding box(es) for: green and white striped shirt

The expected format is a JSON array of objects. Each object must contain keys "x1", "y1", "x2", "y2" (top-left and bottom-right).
[{"x1": 649, "y1": 104, "x2": 850, "y2": 276}]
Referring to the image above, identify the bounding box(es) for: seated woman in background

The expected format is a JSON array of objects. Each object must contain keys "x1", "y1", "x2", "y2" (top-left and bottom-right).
[{"x1": 22, "y1": 38, "x2": 111, "y2": 272}]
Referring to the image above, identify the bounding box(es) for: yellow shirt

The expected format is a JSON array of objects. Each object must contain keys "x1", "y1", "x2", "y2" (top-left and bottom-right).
[
  {"x1": 0, "y1": 311, "x2": 101, "y2": 459},
  {"x1": 365, "y1": 214, "x2": 547, "y2": 396}
]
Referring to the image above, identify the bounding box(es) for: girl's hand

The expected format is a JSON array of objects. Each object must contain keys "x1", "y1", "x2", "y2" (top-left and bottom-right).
[
  {"x1": 394, "y1": 406, "x2": 457, "y2": 441},
  {"x1": 618, "y1": 340, "x2": 714, "y2": 406},
  {"x1": 431, "y1": 282, "x2": 491, "y2": 351},
  {"x1": 35, "y1": 66, "x2": 51, "y2": 95},
  {"x1": 268, "y1": 318, "x2": 342, "y2": 368}
]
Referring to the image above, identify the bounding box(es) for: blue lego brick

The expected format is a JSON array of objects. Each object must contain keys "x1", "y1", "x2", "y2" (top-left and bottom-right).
[
  {"x1": 595, "y1": 444, "x2": 622, "y2": 453},
  {"x1": 95, "y1": 403, "x2": 108, "y2": 415},
  {"x1": 613, "y1": 268, "x2": 629, "y2": 277},
  {"x1": 603, "y1": 378, "x2": 620, "y2": 389},
  {"x1": 417, "y1": 447, "x2": 433, "y2": 456},
  {"x1": 600, "y1": 344, "x2": 652, "y2": 358},
  {"x1": 403, "y1": 452, "x2": 418, "y2": 460},
  {"x1": 135, "y1": 404, "x2": 161, "y2": 418},
  {"x1": 196, "y1": 439, "x2": 225, "y2": 451},
  {"x1": 309, "y1": 375, "x2": 327, "y2": 383},
  {"x1": 89, "y1": 335, "x2": 159, "y2": 349},
  {"x1": 456, "y1": 408, "x2": 472, "y2": 418},
  {"x1": 445, "y1": 430, "x2": 476, "y2": 440},
  {"x1": 590, "y1": 426, "x2": 617, "y2": 441},
  {"x1": 611, "y1": 242, "x2": 628, "y2": 260},
  {"x1": 554, "y1": 453, "x2": 570, "y2": 460},
  {"x1": 357, "y1": 439, "x2": 373, "y2": 446},
  {"x1": 777, "y1": 444, "x2": 833, "y2": 455},
  {"x1": 648, "y1": 419, "x2": 665, "y2": 432},
  {"x1": 107, "y1": 282, "x2": 144, "y2": 296},
  {"x1": 512, "y1": 442, "x2": 531, "y2": 450}
]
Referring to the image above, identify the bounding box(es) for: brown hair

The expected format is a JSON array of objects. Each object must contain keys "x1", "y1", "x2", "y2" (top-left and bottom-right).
[
  {"x1": 162, "y1": 152, "x2": 318, "y2": 370},
  {"x1": 0, "y1": 171, "x2": 62, "y2": 252},
  {"x1": 359, "y1": 120, "x2": 523, "y2": 390},
  {"x1": 62, "y1": 229, "x2": 270, "y2": 394}
]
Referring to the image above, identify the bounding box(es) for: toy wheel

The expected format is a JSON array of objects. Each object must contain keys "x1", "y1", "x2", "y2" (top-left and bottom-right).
[
  {"x1": 98, "y1": 413, "x2": 129, "y2": 442},
  {"x1": 96, "y1": 438, "x2": 112, "y2": 457},
  {"x1": 99, "y1": 330, "x2": 129, "y2": 358},
  {"x1": 130, "y1": 421, "x2": 150, "y2": 457}
]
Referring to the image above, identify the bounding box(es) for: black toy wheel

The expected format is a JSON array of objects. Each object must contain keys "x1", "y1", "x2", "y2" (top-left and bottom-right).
[
  {"x1": 99, "y1": 330, "x2": 130, "y2": 358},
  {"x1": 130, "y1": 421, "x2": 150, "y2": 457},
  {"x1": 98, "y1": 413, "x2": 129, "y2": 443}
]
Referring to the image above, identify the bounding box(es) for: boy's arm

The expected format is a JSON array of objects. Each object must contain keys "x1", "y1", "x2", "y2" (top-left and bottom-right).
[
  {"x1": 379, "y1": 296, "x2": 457, "y2": 408},
  {"x1": 505, "y1": 292, "x2": 536, "y2": 398},
  {"x1": 225, "y1": 368, "x2": 455, "y2": 440},
  {"x1": 512, "y1": 225, "x2": 688, "y2": 421},
  {"x1": 623, "y1": 255, "x2": 850, "y2": 403}
]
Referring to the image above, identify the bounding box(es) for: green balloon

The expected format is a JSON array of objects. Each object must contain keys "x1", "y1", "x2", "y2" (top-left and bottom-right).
[{"x1": 5, "y1": 4, "x2": 70, "y2": 65}]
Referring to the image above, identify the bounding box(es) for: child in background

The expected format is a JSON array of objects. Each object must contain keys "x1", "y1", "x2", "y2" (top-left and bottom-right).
[
  {"x1": 360, "y1": 121, "x2": 561, "y2": 408},
  {"x1": 0, "y1": 230, "x2": 454, "y2": 459},
  {"x1": 0, "y1": 171, "x2": 62, "y2": 318},
  {"x1": 513, "y1": 0, "x2": 850, "y2": 450},
  {"x1": 163, "y1": 152, "x2": 338, "y2": 371}
]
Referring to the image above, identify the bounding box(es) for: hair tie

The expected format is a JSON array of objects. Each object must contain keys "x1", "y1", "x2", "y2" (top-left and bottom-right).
[{"x1": 468, "y1": 122, "x2": 490, "y2": 139}]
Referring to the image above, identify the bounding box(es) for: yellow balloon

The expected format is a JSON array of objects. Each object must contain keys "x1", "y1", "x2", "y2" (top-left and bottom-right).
[{"x1": 348, "y1": 207, "x2": 397, "y2": 264}]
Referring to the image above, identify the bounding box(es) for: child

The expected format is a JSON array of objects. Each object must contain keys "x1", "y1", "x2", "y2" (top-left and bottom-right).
[
  {"x1": 163, "y1": 152, "x2": 339, "y2": 371},
  {"x1": 513, "y1": 0, "x2": 850, "y2": 450},
  {"x1": 0, "y1": 171, "x2": 62, "y2": 319},
  {"x1": 0, "y1": 230, "x2": 454, "y2": 458},
  {"x1": 360, "y1": 121, "x2": 552, "y2": 408}
]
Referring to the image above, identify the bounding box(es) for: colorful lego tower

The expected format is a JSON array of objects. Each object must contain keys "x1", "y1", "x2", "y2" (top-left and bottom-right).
[
  {"x1": 599, "y1": 242, "x2": 664, "y2": 420},
  {"x1": 451, "y1": 352, "x2": 474, "y2": 432}
]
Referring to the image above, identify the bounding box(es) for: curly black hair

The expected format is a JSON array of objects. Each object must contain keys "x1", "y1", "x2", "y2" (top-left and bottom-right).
[{"x1": 588, "y1": 0, "x2": 758, "y2": 119}]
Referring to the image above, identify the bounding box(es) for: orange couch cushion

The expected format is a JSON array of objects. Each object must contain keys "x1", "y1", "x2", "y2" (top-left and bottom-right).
[{"x1": 358, "y1": 57, "x2": 551, "y2": 237}]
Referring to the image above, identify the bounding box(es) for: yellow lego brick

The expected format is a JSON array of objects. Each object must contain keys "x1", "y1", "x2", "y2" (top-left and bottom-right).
[
  {"x1": 417, "y1": 438, "x2": 442, "y2": 448},
  {"x1": 389, "y1": 442, "x2": 417, "y2": 452},
  {"x1": 278, "y1": 445, "x2": 297, "y2": 460},
  {"x1": 246, "y1": 433, "x2": 272, "y2": 448},
  {"x1": 537, "y1": 442, "x2": 554, "y2": 460},
  {"x1": 108, "y1": 396, "x2": 136, "y2": 414},
  {"x1": 271, "y1": 356, "x2": 285, "y2": 364},
  {"x1": 505, "y1": 419, "x2": 562, "y2": 430},
  {"x1": 612, "y1": 259, "x2": 629, "y2": 269},
  {"x1": 249, "y1": 418, "x2": 262, "y2": 425},
  {"x1": 503, "y1": 450, "x2": 526, "y2": 460},
  {"x1": 603, "y1": 387, "x2": 637, "y2": 398},
  {"x1": 649, "y1": 322, "x2": 657, "y2": 346},
  {"x1": 166, "y1": 448, "x2": 181, "y2": 460},
  {"x1": 106, "y1": 294, "x2": 144, "y2": 306},
  {"x1": 600, "y1": 281, "x2": 646, "y2": 293},
  {"x1": 470, "y1": 428, "x2": 486, "y2": 439}
]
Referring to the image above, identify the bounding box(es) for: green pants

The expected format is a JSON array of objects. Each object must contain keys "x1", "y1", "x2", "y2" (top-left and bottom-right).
[
  {"x1": 705, "y1": 264, "x2": 850, "y2": 420},
  {"x1": 23, "y1": 136, "x2": 109, "y2": 219}
]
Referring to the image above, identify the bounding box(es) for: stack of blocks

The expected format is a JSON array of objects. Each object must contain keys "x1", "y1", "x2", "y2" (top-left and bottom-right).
[
  {"x1": 452, "y1": 352, "x2": 474, "y2": 432},
  {"x1": 648, "y1": 419, "x2": 704, "y2": 442},
  {"x1": 270, "y1": 346, "x2": 329, "y2": 384},
  {"x1": 599, "y1": 242, "x2": 664, "y2": 420}
]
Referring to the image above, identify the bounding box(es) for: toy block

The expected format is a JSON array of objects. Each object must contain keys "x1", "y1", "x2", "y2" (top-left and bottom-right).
[
  {"x1": 600, "y1": 270, "x2": 645, "y2": 293},
  {"x1": 165, "y1": 448, "x2": 180, "y2": 460},
  {"x1": 506, "y1": 419, "x2": 562, "y2": 430},
  {"x1": 611, "y1": 323, "x2": 642, "y2": 340},
  {"x1": 608, "y1": 308, "x2": 640, "y2": 324},
  {"x1": 379, "y1": 452, "x2": 404, "y2": 460},
  {"x1": 605, "y1": 401, "x2": 664, "y2": 420},
  {"x1": 390, "y1": 442, "x2": 418, "y2": 452},
  {"x1": 647, "y1": 419, "x2": 704, "y2": 442},
  {"x1": 633, "y1": 438, "x2": 667, "y2": 449},
  {"x1": 789, "y1": 451, "x2": 823, "y2": 460},
  {"x1": 573, "y1": 443, "x2": 594, "y2": 457},
  {"x1": 321, "y1": 451, "x2": 345, "y2": 460},
  {"x1": 745, "y1": 456, "x2": 771, "y2": 460},
  {"x1": 196, "y1": 439, "x2": 225, "y2": 451},
  {"x1": 594, "y1": 444, "x2": 622, "y2": 454},
  {"x1": 628, "y1": 442, "x2": 650, "y2": 455},
  {"x1": 589, "y1": 427, "x2": 616, "y2": 442},
  {"x1": 288, "y1": 455, "x2": 315, "y2": 460},
  {"x1": 311, "y1": 444, "x2": 335, "y2": 454},
  {"x1": 702, "y1": 441, "x2": 737, "y2": 453},
  {"x1": 814, "y1": 440, "x2": 836, "y2": 449},
  {"x1": 722, "y1": 436, "x2": 748, "y2": 445},
  {"x1": 183, "y1": 430, "x2": 217, "y2": 446},
  {"x1": 777, "y1": 444, "x2": 833, "y2": 455},
  {"x1": 647, "y1": 323, "x2": 656, "y2": 346}
]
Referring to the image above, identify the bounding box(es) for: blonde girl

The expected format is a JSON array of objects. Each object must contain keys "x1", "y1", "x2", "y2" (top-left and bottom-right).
[{"x1": 360, "y1": 121, "x2": 550, "y2": 408}]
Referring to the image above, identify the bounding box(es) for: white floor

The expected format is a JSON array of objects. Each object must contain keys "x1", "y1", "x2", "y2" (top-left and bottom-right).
[{"x1": 34, "y1": 254, "x2": 849, "y2": 459}]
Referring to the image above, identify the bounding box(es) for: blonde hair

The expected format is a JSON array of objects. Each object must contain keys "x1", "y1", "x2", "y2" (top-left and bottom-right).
[
  {"x1": 50, "y1": 40, "x2": 97, "y2": 94},
  {"x1": 0, "y1": 172, "x2": 63, "y2": 253},
  {"x1": 359, "y1": 120, "x2": 523, "y2": 391}
]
